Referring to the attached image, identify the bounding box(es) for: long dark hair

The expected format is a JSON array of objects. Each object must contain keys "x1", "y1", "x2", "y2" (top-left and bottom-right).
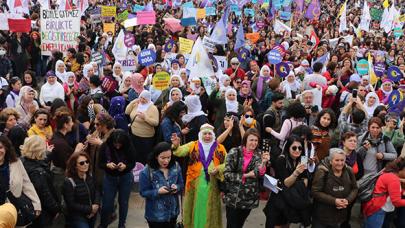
[
  {"x1": 164, "y1": 101, "x2": 187, "y2": 125},
  {"x1": 0, "y1": 136, "x2": 17, "y2": 163},
  {"x1": 281, "y1": 135, "x2": 304, "y2": 170},
  {"x1": 105, "y1": 129, "x2": 134, "y2": 155},
  {"x1": 314, "y1": 108, "x2": 337, "y2": 130},
  {"x1": 220, "y1": 113, "x2": 242, "y2": 148},
  {"x1": 147, "y1": 142, "x2": 175, "y2": 169}
]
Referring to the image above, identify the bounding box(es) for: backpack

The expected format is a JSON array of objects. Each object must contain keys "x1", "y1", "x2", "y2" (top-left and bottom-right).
[
  {"x1": 109, "y1": 96, "x2": 129, "y2": 131},
  {"x1": 357, "y1": 169, "x2": 385, "y2": 203}
]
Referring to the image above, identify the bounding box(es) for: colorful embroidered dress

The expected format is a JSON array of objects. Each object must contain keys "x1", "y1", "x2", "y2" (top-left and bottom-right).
[{"x1": 173, "y1": 140, "x2": 227, "y2": 228}]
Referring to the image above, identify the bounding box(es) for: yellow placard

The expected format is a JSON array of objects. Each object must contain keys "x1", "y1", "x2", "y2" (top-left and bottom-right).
[
  {"x1": 179, "y1": 37, "x2": 194, "y2": 54},
  {"x1": 196, "y1": 8, "x2": 206, "y2": 19},
  {"x1": 103, "y1": 23, "x2": 115, "y2": 35},
  {"x1": 400, "y1": 14, "x2": 405, "y2": 22},
  {"x1": 152, "y1": 72, "x2": 171, "y2": 91},
  {"x1": 101, "y1": 6, "x2": 116, "y2": 17}
]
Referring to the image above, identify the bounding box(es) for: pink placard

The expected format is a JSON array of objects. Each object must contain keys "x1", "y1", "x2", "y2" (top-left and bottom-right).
[{"x1": 136, "y1": 11, "x2": 156, "y2": 25}]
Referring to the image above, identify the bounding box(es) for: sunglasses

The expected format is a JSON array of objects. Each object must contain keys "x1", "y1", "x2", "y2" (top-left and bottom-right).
[
  {"x1": 235, "y1": 80, "x2": 242, "y2": 84},
  {"x1": 245, "y1": 114, "x2": 253, "y2": 118},
  {"x1": 78, "y1": 160, "x2": 89, "y2": 166},
  {"x1": 231, "y1": 63, "x2": 239, "y2": 65},
  {"x1": 291, "y1": 146, "x2": 303, "y2": 152}
]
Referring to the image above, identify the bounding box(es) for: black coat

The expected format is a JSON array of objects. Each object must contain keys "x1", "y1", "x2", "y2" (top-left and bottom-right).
[
  {"x1": 62, "y1": 175, "x2": 100, "y2": 218},
  {"x1": 22, "y1": 158, "x2": 60, "y2": 218}
]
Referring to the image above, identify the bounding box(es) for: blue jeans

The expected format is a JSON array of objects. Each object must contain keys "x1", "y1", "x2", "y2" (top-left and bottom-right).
[
  {"x1": 364, "y1": 209, "x2": 385, "y2": 228},
  {"x1": 70, "y1": 216, "x2": 96, "y2": 228},
  {"x1": 100, "y1": 172, "x2": 133, "y2": 227}
]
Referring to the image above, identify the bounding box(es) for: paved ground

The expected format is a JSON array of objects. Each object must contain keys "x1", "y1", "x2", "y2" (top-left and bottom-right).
[{"x1": 53, "y1": 190, "x2": 363, "y2": 228}]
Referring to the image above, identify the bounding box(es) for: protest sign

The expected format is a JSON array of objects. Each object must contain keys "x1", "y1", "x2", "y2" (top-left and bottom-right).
[
  {"x1": 136, "y1": 11, "x2": 156, "y2": 25},
  {"x1": 237, "y1": 48, "x2": 250, "y2": 62},
  {"x1": 40, "y1": 9, "x2": 81, "y2": 56},
  {"x1": 182, "y1": 1, "x2": 193, "y2": 8},
  {"x1": 138, "y1": 49, "x2": 156, "y2": 66},
  {"x1": 387, "y1": 66, "x2": 403, "y2": 82},
  {"x1": 356, "y1": 59, "x2": 369, "y2": 75},
  {"x1": 370, "y1": 8, "x2": 383, "y2": 21},
  {"x1": 91, "y1": 51, "x2": 103, "y2": 64},
  {"x1": 400, "y1": 14, "x2": 405, "y2": 22},
  {"x1": 373, "y1": 62, "x2": 386, "y2": 77},
  {"x1": 279, "y1": 11, "x2": 292, "y2": 20},
  {"x1": 124, "y1": 32, "x2": 135, "y2": 47},
  {"x1": 202, "y1": 36, "x2": 216, "y2": 53},
  {"x1": 267, "y1": 49, "x2": 282, "y2": 64},
  {"x1": 275, "y1": 62, "x2": 290, "y2": 77},
  {"x1": 152, "y1": 72, "x2": 171, "y2": 90},
  {"x1": 196, "y1": 8, "x2": 206, "y2": 19},
  {"x1": 388, "y1": 90, "x2": 401, "y2": 108},
  {"x1": 133, "y1": 4, "x2": 144, "y2": 12},
  {"x1": 0, "y1": 14, "x2": 9, "y2": 30},
  {"x1": 117, "y1": 54, "x2": 136, "y2": 72},
  {"x1": 245, "y1": 33, "x2": 260, "y2": 44},
  {"x1": 8, "y1": 19, "x2": 31, "y2": 32},
  {"x1": 164, "y1": 39, "x2": 175, "y2": 52},
  {"x1": 103, "y1": 23, "x2": 115, "y2": 35},
  {"x1": 101, "y1": 6, "x2": 116, "y2": 17},
  {"x1": 117, "y1": 10, "x2": 129, "y2": 21},
  {"x1": 179, "y1": 37, "x2": 194, "y2": 54},
  {"x1": 244, "y1": 8, "x2": 254, "y2": 17},
  {"x1": 206, "y1": 7, "x2": 216, "y2": 16}
]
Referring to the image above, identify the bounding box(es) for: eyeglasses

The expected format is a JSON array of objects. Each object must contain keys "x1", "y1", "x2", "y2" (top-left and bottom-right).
[
  {"x1": 235, "y1": 80, "x2": 242, "y2": 84},
  {"x1": 291, "y1": 146, "x2": 303, "y2": 151},
  {"x1": 231, "y1": 63, "x2": 239, "y2": 65},
  {"x1": 78, "y1": 160, "x2": 89, "y2": 166},
  {"x1": 245, "y1": 114, "x2": 253, "y2": 118}
]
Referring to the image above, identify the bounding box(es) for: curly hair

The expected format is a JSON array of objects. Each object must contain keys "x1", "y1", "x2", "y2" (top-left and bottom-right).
[
  {"x1": 30, "y1": 108, "x2": 51, "y2": 126},
  {"x1": 0, "y1": 136, "x2": 17, "y2": 163},
  {"x1": 21, "y1": 135, "x2": 47, "y2": 160},
  {"x1": 286, "y1": 102, "x2": 306, "y2": 119},
  {"x1": 65, "y1": 151, "x2": 91, "y2": 178},
  {"x1": 0, "y1": 108, "x2": 20, "y2": 122},
  {"x1": 314, "y1": 108, "x2": 337, "y2": 130}
]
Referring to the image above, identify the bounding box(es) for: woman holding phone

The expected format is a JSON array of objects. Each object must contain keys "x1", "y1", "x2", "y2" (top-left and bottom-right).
[{"x1": 139, "y1": 142, "x2": 184, "y2": 228}]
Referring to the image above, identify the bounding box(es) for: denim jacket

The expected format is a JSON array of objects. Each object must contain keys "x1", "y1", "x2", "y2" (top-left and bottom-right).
[{"x1": 139, "y1": 162, "x2": 184, "y2": 222}]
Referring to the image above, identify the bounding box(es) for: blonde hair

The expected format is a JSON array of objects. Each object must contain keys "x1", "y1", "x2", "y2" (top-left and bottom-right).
[
  {"x1": 0, "y1": 108, "x2": 20, "y2": 122},
  {"x1": 20, "y1": 135, "x2": 47, "y2": 160}
]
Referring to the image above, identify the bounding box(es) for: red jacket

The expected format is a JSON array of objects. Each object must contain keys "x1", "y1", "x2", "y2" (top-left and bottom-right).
[
  {"x1": 224, "y1": 67, "x2": 246, "y2": 81},
  {"x1": 362, "y1": 172, "x2": 405, "y2": 217}
]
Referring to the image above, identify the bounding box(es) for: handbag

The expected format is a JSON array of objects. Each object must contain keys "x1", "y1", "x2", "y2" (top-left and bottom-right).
[{"x1": 6, "y1": 190, "x2": 36, "y2": 226}]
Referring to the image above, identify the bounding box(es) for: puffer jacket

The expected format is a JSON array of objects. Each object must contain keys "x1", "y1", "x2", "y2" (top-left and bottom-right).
[
  {"x1": 22, "y1": 158, "x2": 60, "y2": 218},
  {"x1": 62, "y1": 175, "x2": 100, "y2": 219},
  {"x1": 223, "y1": 146, "x2": 264, "y2": 209},
  {"x1": 312, "y1": 158, "x2": 358, "y2": 225}
]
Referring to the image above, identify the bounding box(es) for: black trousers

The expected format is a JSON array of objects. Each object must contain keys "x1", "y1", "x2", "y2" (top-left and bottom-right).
[
  {"x1": 226, "y1": 206, "x2": 252, "y2": 228},
  {"x1": 147, "y1": 218, "x2": 177, "y2": 228}
]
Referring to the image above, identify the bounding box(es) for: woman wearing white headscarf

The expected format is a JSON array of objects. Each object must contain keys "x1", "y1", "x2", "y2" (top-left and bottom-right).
[
  {"x1": 364, "y1": 92, "x2": 380, "y2": 117},
  {"x1": 252, "y1": 65, "x2": 271, "y2": 101},
  {"x1": 155, "y1": 75, "x2": 185, "y2": 110},
  {"x1": 78, "y1": 64, "x2": 94, "y2": 95},
  {"x1": 125, "y1": 90, "x2": 159, "y2": 164},
  {"x1": 119, "y1": 72, "x2": 132, "y2": 100},
  {"x1": 210, "y1": 87, "x2": 243, "y2": 129},
  {"x1": 182, "y1": 95, "x2": 208, "y2": 142},
  {"x1": 15, "y1": 86, "x2": 39, "y2": 125},
  {"x1": 113, "y1": 62, "x2": 123, "y2": 85},
  {"x1": 280, "y1": 71, "x2": 301, "y2": 99},
  {"x1": 55, "y1": 60, "x2": 67, "y2": 83}
]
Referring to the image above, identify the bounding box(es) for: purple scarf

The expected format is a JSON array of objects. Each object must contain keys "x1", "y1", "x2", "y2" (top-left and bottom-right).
[
  {"x1": 198, "y1": 141, "x2": 217, "y2": 182},
  {"x1": 256, "y1": 76, "x2": 267, "y2": 100}
]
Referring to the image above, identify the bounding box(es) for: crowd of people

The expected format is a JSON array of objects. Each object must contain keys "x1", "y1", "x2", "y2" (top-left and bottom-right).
[{"x1": 0, "y1": 0, "x2": 405, "y2": 228}]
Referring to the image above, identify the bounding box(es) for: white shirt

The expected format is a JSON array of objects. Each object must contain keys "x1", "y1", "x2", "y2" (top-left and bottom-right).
[
  {"x1": 6, "y1": 91, "x2": 20, "y2": 108},
  {"x1": 39, "y1": 82, "x2": 65, "y2": 106}
]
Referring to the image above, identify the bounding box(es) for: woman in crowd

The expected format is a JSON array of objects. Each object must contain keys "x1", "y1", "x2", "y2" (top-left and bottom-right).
[
  {"x1": 155, "y1": 75, "x2": 185, "y2": 110},
  {"x1": 217, "y1": 113, "x2": 243, "y2": 152},
  {"x1": 171, "y1": 124, "x2": 227, "y2": 228},
  {"x1": 224, "y1": 129, "x2": 270, "y2": 228},
  {"x1": 63, "y1": 151, "x2": 100, "y2": 228},
  {"x1": 182, "y1": 94, "x2": 208, "y2": 143},
  {"x1": 264, "y1": 135, "x2": 311, "y2": 228},
  {"x1": 22, "y1": 70, "x2": 38, "y2": 91},
  {"x1": 99, "y1": 129, "x2": 136, "y2": 228},
  {"x1": 311, "y1": 108, "x2": 337, "y2": 162},
  {"x1": 126, "y1": 90, "x2": 159, "y2": 164},
  {"x1": 239, "y1": 107, "x2": 261, "y2": 136},
  {"x1": 267, "y1": 102, "x2": 306, "y2": 147},
  {"x1": 21, "y1": 135, "x2": 60, "y2": 227},
  {"x1": 160, "y1": 87, "x2": 184, "y2": 116},
  {"x1": 210, "y1": 87, "x2": 243, "y2": 129},
  {"x1": 311, "y1": 148, "x2": 358, "y2": 228},
  {"x1": 86, "y1": 113, "x2": 115, "y2": 191},
  {"x1": 28, "y1": 108, "x2": 53, "y2": 141},
  {"x1": 357, "y1": 117, "x2": 397, "y2": 174},
  {"x1": 128, "y1": 73, "x2": 146, "y2": 102},
  {"x1": 237, "y1": 80, "x2": 259, "y2": 114},
  {"x1": 119, "y1": 72, "x2": 132, "y2": 101},
  {"x1": 39, "y1": 71, "x2": 65, "y2": 109},
  {"x1": 0, "y1": 136, "x2": 41, "y2": 223},
  {"x1": 112, "y1": 62, "x2": 124, "y2": 85},
  {"x1": 55, "y1": 60, "x2": 67, "y2": 83},
  {"x1": 5, "y1": 77, "x2": 21, "y2": 108},
  {"x1": 139, "y1": 142, "x2": 184, "y2": 228},
  {"x1": 160, "y1": 101, "x2": 187, "y2": 143},
  {"x1": 362, "y1": 158, "x2": 405, "y2": 228},
  {"x1": 15, "y1": 86, "x2": 39, "y2": 126},
  {"x1": 364, "y1": 92, "x2": 380, "y2": 117},
  {"x1": 0, "y1": 108, "x2": 20, "y2": 136},
  {"x1": 252, "y1": 65, "x2": 271, "y2": 104},
  {"x1": 382, "y1": 113, "x2": 405, "y2": 152}
]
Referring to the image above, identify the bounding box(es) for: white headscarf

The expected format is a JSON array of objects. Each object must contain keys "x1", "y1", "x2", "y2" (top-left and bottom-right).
[
  {"x1": 83, "y1": 64, "x2": 93, "y2": 80},
  {"x1": 225, "y1": 88, "x2": 239, "y2": 113},
  {"x1": 168, "y1": 87, "x2": 183, "y2": 105},
  {"x1": 198, "y1": 123, "x2": 216, "y2": 159},
  {"x1": 260, "y1": 65, "x2": 271, "y2": 77},
  {"x1": 182, "y1": 95, "x2": 206, "y2": 124},
  {"x1": 113, "y1": 62, "x2": 123, "y2": 85},
  {"x1": 365, "y1": 92, "x2": 380, "y2": 117},
  {"x1": 170, "y1": 75, "x2": 184, "y2": 87},
  {"x1": 65, "y1": 72, "x2": 76, "y2": 86},
  {"x1": 119, "y1": 72, "x2": 132, "y2": 93},
  {"x1": 55, "y1": 60, "x2": 67, "y2": 83},
  {"x1": 136, "y1": 90, "x2": 153, "y2": 113},
  {"x1": 281, "y1": 72, "x2": 301, "y2": 99}
]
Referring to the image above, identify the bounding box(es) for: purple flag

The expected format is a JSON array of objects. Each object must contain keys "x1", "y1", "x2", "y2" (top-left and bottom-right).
[
  {"x1": 305, "y1": 0, "x2": 320, "y2": 20},
  {"x1": 234, "y1": 22, "x2": 245, "y2": 51}
]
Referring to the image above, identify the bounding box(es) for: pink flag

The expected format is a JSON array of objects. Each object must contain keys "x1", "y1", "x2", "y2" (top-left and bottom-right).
[
  {"x1": 136, "y1": 11, "x2": 156, "y2": 25},
  {"x1": 163, "y1": 18, "x2": 183, "y2": 33}
]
